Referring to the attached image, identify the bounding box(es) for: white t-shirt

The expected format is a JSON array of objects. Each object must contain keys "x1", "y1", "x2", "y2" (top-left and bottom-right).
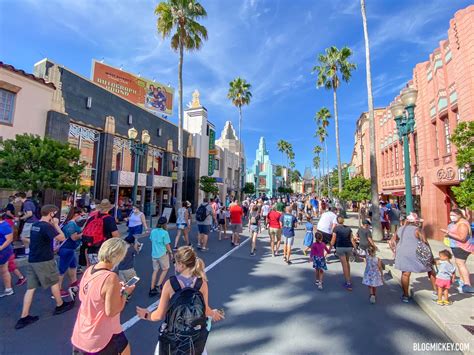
[
  {"x1": 262, "y1": 205, "x2": 271, "y2": 216},
  {"x1": 317, "y1": 211, "x2": 337, "y2": 234}
]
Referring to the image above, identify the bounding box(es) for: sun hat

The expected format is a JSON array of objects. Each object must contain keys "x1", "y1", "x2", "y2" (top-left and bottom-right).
[
  {"x1": 98, "y1": 199, "x2": 114, "y2": 212},
  {"x1": 406, "y1": 212, "x2": 423, "y2": 223}
]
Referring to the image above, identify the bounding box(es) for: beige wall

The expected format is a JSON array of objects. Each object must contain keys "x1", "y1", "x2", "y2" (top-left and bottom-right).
[{"x1": 0, "y1": 68, "x2": 54, "y2": 140}]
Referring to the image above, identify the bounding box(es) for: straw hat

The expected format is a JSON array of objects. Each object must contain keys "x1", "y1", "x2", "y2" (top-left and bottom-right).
[
  {"x1": 406, "y1": 212, "x2": 423, "y2": 223},
  {"x1": 98, "y1": 199, "x2": 114, "y2": 212}
]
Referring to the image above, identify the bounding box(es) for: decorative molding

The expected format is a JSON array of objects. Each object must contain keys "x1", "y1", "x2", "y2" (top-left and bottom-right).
[
  {"x1": 113, "y1": 136, "x2": 131, "y2": 150},
  {"x1": 69, "y1": 123, "x2": 99, "y2": 142},
  {"x1": 47, "y1": 65, "x2": 66, "y2": 113},
  {"x1": 437, "y1": 167, "x2": 455, "y2": 181}
]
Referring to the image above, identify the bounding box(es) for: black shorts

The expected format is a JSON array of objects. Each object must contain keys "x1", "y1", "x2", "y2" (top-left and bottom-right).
[
  {"x1": 73, "y1": 332, "x2": 128, "y2": 355},
  {"x1": 318, "y1": 230, "x2": 332, "y2": 244},
  {"x1": 218, "y1": 219, "x2": 225, "y2": 225},
  {"x1": 451, "y1": 247, "x2": 471, "y2": 261}
]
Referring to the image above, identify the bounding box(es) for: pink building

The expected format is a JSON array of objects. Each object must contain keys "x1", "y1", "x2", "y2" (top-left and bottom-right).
[{"x1": 350, "y1": 5, "x2": 474, "y2": 239}]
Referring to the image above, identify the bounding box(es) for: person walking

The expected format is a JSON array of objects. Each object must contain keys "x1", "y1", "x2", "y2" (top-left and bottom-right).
[
  {"x1": 71, "y1": 238, "x2": 135, "y2": 355},
  {"x1": 440, "y1": 208, "x2": 473, "y2": 293},
  {"x1": 393, "y1": 213, "x2": 437, "y2": 303},
  {"x1": 358, "y1": 202, "x2": 368, "y2": 227},
  {"x1": 136, "y1": 246, "x2": 224, "y2": 354},
  {"x1": 302, "y1": 215, "x2": 314, "y2": 256},
  {"x1": 0, "y1": 209, "x2": 14, "y2": 297},
  {"x1": 309, "y1": 231, "x2": 331, "y2": 290},
  {"x1": 149, "y1": 217, "x2": 172, "y2": 297},
  {"x1": 280, "y1": 206, "x2": 297, "y2": 265},
  {"x1": 57, "y1": 207, "x2": 83, "y2": 298},
  {"x1": 15, "y1": 205, "x2": 74, "y2": 330},
  {"x1": 362, "y1": 245, "x2": 384, "y2": 304},
  {"x1": 125, "y1": 205, "x2": 148, "y2": 238},
  {"x1": 388, "y1": 203, "x2": 401, "y2": 239},
  {"x1": 248, "y1": 205, "x2": 261, "y2": 256},
  {"x1": 229, "y1": 200, "x2": 244, "y2": 247},
  {"x1": 174, "y1": 201, "x2": 190, "y2": 250},
  {"x1": 196, "y1": 198, "x2": 215, "y2": 251},
  {"x1": 330, "y1": 216, "x2": 357, "y2": 291},
  {"x1": 267, "y1": 206, "x2": 282, "y2": 257},
  {"x1": 261, "y1": 201, "x2": 271, "y2": 229},
  {"x1": 356, "y1": 220, "x2": 376, "y2": 253},
  {"x1": 317, "y1": 207, "x2": 338, "y2": 245},
  {"x1": 15, "y1": 192, "x2": 39, "y2": 256},
  {"x1": 217, "y1": 206, "x2": 228, "y2": 240}
]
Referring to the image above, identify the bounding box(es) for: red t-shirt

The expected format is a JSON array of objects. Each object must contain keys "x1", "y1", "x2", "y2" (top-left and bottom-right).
[
  {"x1": 229, "y1": 205, "x2": 243, "y2": 224},
  {"x1": 267, "y1": 210, "x2": 282, "y2": 229}
]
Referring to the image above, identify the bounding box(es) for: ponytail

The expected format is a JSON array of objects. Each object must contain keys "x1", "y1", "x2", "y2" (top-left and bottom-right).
[{"x1": 192, "y1": 257, "x2": 207, "y2": 281}]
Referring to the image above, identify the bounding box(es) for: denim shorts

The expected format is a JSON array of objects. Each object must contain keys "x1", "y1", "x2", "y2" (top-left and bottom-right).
[
  {"x1": 198, "y1": 224, "x2": 211, "y2": 235},
  {"x1": 128, "y1": 225, "x2": 143, "y2": 237},
  {"x1": 177, "y1": 223, "x2": 188, "y2": 230},
  {"x1": 58, "y1": 248, "x2": 77, "y2": 274}
]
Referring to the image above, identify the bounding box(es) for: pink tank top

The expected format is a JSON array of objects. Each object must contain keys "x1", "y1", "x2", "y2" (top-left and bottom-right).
[{"x1": 71, "y1": 267, "x2": 123, "y2": 352}]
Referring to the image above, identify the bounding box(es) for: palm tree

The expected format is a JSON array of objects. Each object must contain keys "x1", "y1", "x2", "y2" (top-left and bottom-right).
[
  {"x1": 228, "y1": 77, "x2": 252, "y2": 197},
  {"x1": 313, "y1": 46, "x2": 356, "y2": 193},
  {"x1": 155, "y1": 0, "x2": 208, "y2": 209},
  {"x1": 277, "y1": 140, "x2": 287, "y2": 167},
  {"x1": 313, "y1": 145, "x2": 323, "y2": 195},
  {"x1": 316, "y1": 125, "x2": 330, "y2": 197},
  {"x1": 360, "y1": 0, "x2": 382, "y2": 240}
]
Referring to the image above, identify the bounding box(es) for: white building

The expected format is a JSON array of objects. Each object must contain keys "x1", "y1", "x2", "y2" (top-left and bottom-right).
[{"x1": 183, "y1": 91, "x2": 245, "y2": 204}]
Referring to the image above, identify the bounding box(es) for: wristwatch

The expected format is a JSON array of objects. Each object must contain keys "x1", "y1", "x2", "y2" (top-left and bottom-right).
[{"x1": 144, "y1": 312, "x2": 149, "y2": 319}]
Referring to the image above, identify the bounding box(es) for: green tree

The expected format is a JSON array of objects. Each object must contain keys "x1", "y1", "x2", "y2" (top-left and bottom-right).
[
  {"x1": 0, "y1": 134, "x2": 84, "y2": 196},
  {"x1": 360, "y1": 0, "x2": 382, "y2": 241},
  {"x1": 315, "y1": 125, "x2": 329, "y2": 196},
  {"x1": 277, "y1": 139, "x2": 288, "y2": 166},
  {"x1": 340, "y1": 176, "x2": 371, "y2": 202},
  {"x1": 450, "y1": 121, "x2": 474, "y2": 209},
  {"x1": 227, "y1": 77, "x2": 252, "y2": 197},
  {"x1": 243, "y1": 182, "x2": 256, "y2": 195},
  {"x1": 291, "y1": 169, "x2": 301, "y2": 183},
  {"x1": 155, "y1": 0, "x2": 208, "y2": 209},
  {"x1": 313, "y1": 46, "x2": 356, "y2": 193},
  {"x1": 199, "y1": 176, "x2": 218, "y2": 197}
]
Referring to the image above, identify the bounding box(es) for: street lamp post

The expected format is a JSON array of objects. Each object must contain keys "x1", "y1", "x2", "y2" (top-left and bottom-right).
[
  {"x1": 128, "y1": 127, "x2": 151, "y2": 206},
  {"x1": 390, "y1": 87, "x2": 418, "y2": 215}
]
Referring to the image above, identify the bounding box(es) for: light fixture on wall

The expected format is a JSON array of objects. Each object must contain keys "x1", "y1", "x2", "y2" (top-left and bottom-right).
[
  {"x1": 157, "y1": 128, "x2": 162, "y2": 137},
  {"x1": 128, "y1": 114, "x2": 133, "y2": 125},
  {"x1": 86, "y1": 97, "x2": 92, "y2": 109}
]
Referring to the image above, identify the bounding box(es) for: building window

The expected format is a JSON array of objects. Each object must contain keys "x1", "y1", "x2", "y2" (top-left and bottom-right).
[
  {"x1": 443, "y1": 118, "x2": 451, "y2": 154},
  {"x1": 146, "y1": 149, "x2": 163, "y2": 175},
  {"x1": 433, "y1": 122, "x2": 440, "y2": 158},
  {"x1": 0, "y1": 89, "x2": 15, "y2": 124},
  {"x1": 206, "y1": 125, "x2": 209, "y2": 136},
  {"x1": 214, "y1": 159, "x2": 220, "y2": 171}
]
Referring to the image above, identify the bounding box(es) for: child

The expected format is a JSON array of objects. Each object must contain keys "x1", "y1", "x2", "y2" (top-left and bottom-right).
[
  {"x1": 217, "y1": 206, "x2": 227, "y2": 241},
  {"x1": 362, "y1": 245, "x2": 384, "y2": 304},
  {"x1": 118, "y1": 235, "x2": 138, "y2": 283},
  {"x1": 1, "y1": 211, "x2": 27, "y2": 287},
  {"x1": 149, "y1": 217, "x2": 172, "y2": 297},
  {"x1": 302, "y1": 215, "x2": 314, "y2": 256},
  {"x1": 435, "y1": 249, "x2": 456, "y2": 306},
  {"x1": 309, "y1": 232, "x2": 331, "y2": 290}
]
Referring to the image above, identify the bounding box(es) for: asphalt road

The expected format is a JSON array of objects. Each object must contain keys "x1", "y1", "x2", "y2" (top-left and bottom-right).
[{"x1": 0, "y1": 219, "x2": 458, "y2": 355}]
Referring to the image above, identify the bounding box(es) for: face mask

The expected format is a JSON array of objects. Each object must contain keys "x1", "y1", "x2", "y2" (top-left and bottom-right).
[
  {"x1": 90, "y1": 204, "x2": 96, "y2": 209},
  {"x1": 450, "y1": 216, "x2": 458, "y2": 222}
]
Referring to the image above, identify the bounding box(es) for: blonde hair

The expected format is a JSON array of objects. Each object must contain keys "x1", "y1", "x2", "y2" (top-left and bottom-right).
[
  {"x1": 367, "y1": 244, "x2": 377, "y2": 257},
  {"x1": 98, "y1": 238, "x2": 128, "y2": 265},
  {"x1": 175, "y1": 246, "x2": 207, "y2": 281}
]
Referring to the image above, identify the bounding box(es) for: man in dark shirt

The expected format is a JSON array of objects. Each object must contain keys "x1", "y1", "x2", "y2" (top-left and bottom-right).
[
  {"x1": 84, "y1": 199, "x2": 119, "y2": 265},
  {"x1": 15, "y1": 205, "x2": 74, "y2": 330},
  {"x1": 5, "y1": 196, "x2": 16, "y2": 219},
  {"x1": 15, "y1": 192, "x2": 39, "y2": 256}
]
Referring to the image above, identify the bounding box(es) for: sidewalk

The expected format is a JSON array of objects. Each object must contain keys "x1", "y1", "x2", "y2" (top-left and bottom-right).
[{"x1": 345, "y1": 212, "x2": 474, "y2": 352}]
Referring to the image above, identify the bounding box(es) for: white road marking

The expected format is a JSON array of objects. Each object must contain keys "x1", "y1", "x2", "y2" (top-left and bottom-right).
[{"x1": 121, "y1": 237, "x2": 250, "y2": 331}]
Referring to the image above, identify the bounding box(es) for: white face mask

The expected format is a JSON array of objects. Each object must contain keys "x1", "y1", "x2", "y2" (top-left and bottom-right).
[{"x1": 450, "y1": 216, "x2": 458, "y2": 222}]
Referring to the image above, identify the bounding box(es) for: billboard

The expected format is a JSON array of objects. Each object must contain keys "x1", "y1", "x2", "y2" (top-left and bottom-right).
[{"x1": 91, "y1": 60, "x2": 174, "y2": 116}]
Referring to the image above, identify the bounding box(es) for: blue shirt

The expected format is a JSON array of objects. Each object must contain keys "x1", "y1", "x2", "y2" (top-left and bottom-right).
[
  {"x1": 280, "y1": 213, "x2": 297, "y2": 237},
  {"x1": 437, "y1": 261, "x2": 456, "y2": 280},
  {"x1": 150, "y1": 228, "x2": 171, "y2": 259},
  {"x1": 0, "y1": 221, "x2": 13, "y2": 254},
  {"x1": 61, "y1": 221, "x2": 82, "y2": 249},
  {"x1": 22, "y1": 200, "x2": 38, "y2": 223},
  {"x1": 310, "y1": 199, "x2": 318, "y2": 208}
]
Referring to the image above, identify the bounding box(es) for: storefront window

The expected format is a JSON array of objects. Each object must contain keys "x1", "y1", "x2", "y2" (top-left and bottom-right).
[
  {"x1": 68, "y1": 124, "x2": 100, "y2": 197},
  {"x1": 112, "y1": 137, "x2": 133, "y2": 172},
  {"x1": 146, "y1": 148, "x2": 164, "y2": 175}
]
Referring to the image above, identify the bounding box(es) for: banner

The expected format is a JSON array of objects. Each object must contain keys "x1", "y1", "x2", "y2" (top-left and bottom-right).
[{"x1": 91, "y1": 60, "x2": 174, "y2": 116}]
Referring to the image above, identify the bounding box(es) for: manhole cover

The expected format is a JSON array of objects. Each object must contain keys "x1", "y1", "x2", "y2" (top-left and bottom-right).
[{"x1": 462, "y1": 324, "x2": 474, "y2": 335}]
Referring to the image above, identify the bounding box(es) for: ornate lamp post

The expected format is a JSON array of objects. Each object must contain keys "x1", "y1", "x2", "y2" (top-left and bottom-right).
[
  {"x1": 390, "y1": 87, "x2": 418, "y2": 214},
  {"x1": 128, "y1": 127, "x2": 151, "y2": 206}
]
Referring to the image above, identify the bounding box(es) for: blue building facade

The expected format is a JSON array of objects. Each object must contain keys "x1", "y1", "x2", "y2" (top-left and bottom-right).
[{"x1": 246, "y1": 137, "x2": 276, "y2": 197}]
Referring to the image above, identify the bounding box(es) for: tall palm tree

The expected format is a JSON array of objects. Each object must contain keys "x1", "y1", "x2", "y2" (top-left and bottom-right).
[
  {"x1": 313, "y1": 145, "x2": 323, "y2": 195},
  {"x1": 155, "y1": 0, "x2": 208, "y2": 209},
  {"x1": 313, "y1": 46, "x2": 356, "y2": 193},
  {"x1": 277, "y1": 140, "x2": 287, "y2": 167},
  {"x1": 360, "y1": 0, "x2": 382, "y2": 240},
  {"x1": 316, "y1": 125, "x2": 330, "y2": 197},
  {"x1": 227, "y1": 77, "x2": 252, "y2": 197}
]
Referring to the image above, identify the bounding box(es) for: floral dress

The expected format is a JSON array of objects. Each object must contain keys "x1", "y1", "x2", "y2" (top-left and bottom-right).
[{"x1": 362, "y1": 255, "x2": 383, "y2": 287}]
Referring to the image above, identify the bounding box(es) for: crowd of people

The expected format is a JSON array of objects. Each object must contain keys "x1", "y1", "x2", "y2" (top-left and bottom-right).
[{"x1": 0, "y1": 191, "x2": 472, "y2": 354}]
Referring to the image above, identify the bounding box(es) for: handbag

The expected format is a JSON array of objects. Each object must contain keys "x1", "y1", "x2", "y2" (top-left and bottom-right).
[{"x1": 416, "y1": 240, "x2": 434, "y2": 269}]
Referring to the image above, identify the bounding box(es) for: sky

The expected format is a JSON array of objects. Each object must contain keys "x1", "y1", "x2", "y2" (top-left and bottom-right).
[{"x1": 1, "y1": 0, "x2": 471, "y2": 174}]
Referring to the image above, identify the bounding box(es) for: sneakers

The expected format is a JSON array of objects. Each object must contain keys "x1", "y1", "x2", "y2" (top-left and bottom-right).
[
  {"x1": 137, "y1": 242, "x2": 144, "y2": 253},
  {"x1": 53, "y1": 301, "x2": 74, "y2": 315},
  {"x1": 0, "y1": 288, "x2": 14, "y2": 298},
  {"x1": 201, "y1": 247, "x2": 209, "y2": 252},
  {"x1": 431, "y1": 291, "x2": 438, "y2": 301},
  {"x1": 250, "y1": 251, "x2": 256, "y2": 256},
  {"x1": 343, "y1": 282, "x2": 353, "y2": 291},
  {"x1": 286, "y1": 260, "x2": 292, "y2": 265},
  {"x1": 315, "y1": 280, "x2": 320, "y2": 286},
  {"x1": 15, "y1": 277, "x2": 27, "y2": 286},
  {"x1": 401, "y1": 295, "x2": 410, "y2": 303},
  {"x1": 442, "y1": 300, "x2": 452, "y2": 306},
  {"x1": 15, "y1": 315, "x2": 39, "y2": 330},
  {"x1": 60, "y1": 289, "x2": 70, "y2": 298},
  {"x1": 436, "y1": 300, "x2": 444, "y2": 306},
  {"x1": 318, "y1": 283, "x2": 323, "y2": 290},
  {"x1": 197, "y1": 244, "x2": 202, "y2": 250},
  {"x1": 149, "y1": 287, "x2": 160, "y2": 297},
  {"x1": 369, "y1": 295, "x2": 376, "y2": 304}
]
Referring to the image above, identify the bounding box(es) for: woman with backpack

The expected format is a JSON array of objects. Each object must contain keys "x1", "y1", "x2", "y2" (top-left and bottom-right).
[
  {"x1": 136, "y1": 246, "x2": 224, "y2": 355},
  {"x1": 393, "y1": 213, "x2": 437, "y2": 303},
  {"x1": 248, "y1": 205, "x2": 260, "y2": 256}
]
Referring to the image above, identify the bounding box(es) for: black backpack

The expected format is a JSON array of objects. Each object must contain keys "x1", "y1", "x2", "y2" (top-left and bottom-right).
[
  {"x1": 159, "y1": 276, "x2": 209, "y2": 355},
  {"x1": 195, "y1": 204, "x2": 209, "y2": 222}
]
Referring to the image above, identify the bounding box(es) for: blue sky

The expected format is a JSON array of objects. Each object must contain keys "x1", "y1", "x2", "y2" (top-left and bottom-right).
[{"x1": 1, "y1": 0, "x2": 471, "y2": 174}]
